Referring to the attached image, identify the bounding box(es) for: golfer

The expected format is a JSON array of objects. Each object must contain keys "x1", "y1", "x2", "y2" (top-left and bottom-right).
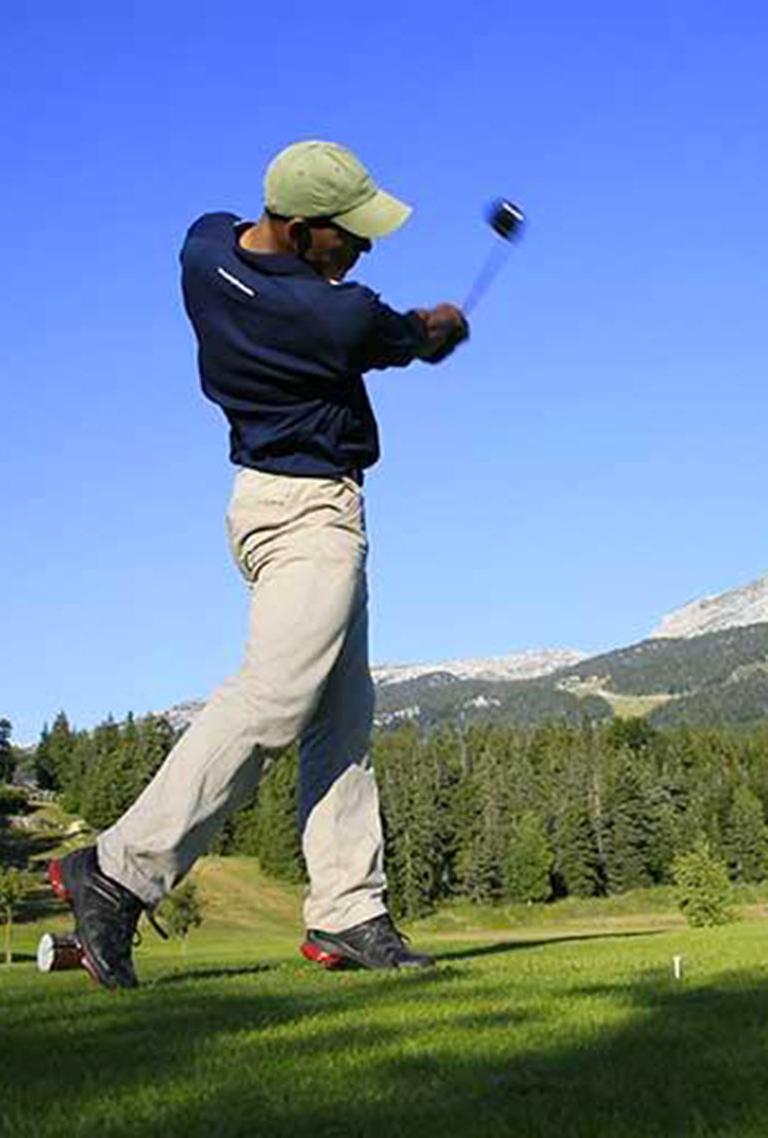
[{"x1": 50, "y1": 140, "x2": 469, "y2": 989}]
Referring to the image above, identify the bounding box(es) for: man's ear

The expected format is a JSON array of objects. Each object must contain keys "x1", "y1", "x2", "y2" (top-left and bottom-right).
[{"x1": 285, "y1": 218, "x2": 311, "y2": 256}]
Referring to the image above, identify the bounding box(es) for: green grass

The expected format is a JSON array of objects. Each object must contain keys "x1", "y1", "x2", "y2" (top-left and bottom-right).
[
  {"x1": 555, "y1": 676, "x2": 676, "y2": 719},
  {"x1": 4, "y1": 859, "x2": 768, "y2": 1137}
]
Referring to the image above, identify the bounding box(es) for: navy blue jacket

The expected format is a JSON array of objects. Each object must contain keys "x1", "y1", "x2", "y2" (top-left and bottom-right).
[{"x1": 180, "y1": 212, "x2": 429, "y2": 478}]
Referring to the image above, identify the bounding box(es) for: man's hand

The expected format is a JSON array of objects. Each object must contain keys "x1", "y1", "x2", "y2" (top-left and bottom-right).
[{"x1": 412, "y1": 303, "x2": 470, "y2": 363}]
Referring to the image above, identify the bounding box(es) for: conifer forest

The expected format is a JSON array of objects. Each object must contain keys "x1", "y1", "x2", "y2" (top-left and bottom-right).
[{"x1": 24, "y1": 711, "x2": 768, "y2": 919}]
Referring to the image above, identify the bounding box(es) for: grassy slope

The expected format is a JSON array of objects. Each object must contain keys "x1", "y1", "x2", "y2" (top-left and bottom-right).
[{"x1": 5, "y1": 857, "x2": 768, "y2": 1137}]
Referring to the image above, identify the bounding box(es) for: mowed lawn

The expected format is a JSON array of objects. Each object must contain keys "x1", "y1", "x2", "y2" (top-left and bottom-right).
[{"x1": 4, "y1": 861, "x2": 768, "y2": 1138}]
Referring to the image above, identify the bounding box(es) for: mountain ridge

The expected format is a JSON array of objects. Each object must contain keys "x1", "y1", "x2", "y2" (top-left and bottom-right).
[
  {"x1": 372, "y1": 648, "x2": 585, "y2": 687},
  {"x1": 158, "y1": 573, "x2": 768, "y2": 734},
  {"x1": 651, "y1": 572, "x2": 768, "y2": 640}
]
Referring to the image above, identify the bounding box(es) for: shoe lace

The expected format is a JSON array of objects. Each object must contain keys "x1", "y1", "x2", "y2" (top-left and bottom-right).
[
  {"x1": 145, "y1": 909, "x2": 169, "y2": 941},
  {"x1": 91, "y1": 875, "x2": 167, "y2": 949},
  {"x1": 92, "y1": 882, "x2": 143, "y2": 952},
  {"x1": 130, "y1": 910, "x2": 169, "y2": 948},
  {"x1": 372, "y1": 914, "x2": 411, "y2": 960}
]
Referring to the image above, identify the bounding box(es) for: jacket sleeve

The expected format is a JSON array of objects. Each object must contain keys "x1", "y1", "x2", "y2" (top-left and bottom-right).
[{"x1": 355, "y1": 290, "x2": 431, "y2": 371}]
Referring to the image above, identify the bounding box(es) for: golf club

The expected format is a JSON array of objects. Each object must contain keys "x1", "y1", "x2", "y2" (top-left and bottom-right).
[{"x1": 463, "y1": 199, "x2": 525, "y2": 314}]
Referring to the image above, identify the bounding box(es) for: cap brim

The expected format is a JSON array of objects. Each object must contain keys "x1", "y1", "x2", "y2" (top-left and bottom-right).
[{"x1": 332, "y1": 188, "x2": 412, "y2": 239}]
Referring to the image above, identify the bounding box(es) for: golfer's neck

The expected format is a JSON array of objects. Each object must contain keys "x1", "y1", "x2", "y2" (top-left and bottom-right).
[{"x1": 239, "y1": 215, "x2": 292, "y2": 255}]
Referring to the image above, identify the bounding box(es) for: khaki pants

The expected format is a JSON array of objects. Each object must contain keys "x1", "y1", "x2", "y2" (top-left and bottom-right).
[{"x1": 98, "y1": 469, "x2": 386, "y2": 932}]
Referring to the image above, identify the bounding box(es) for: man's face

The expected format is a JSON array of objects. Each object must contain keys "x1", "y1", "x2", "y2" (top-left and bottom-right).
[{"x1": 298, "y1": 221, "x2": 372, "y2": 281}]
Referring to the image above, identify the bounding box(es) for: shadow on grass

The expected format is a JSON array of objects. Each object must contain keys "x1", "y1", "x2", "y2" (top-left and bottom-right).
[
  {"x1": 5, "y1": 949, "x2": 768, "y2": 1138},
  {"x1": 436, "y1": 928, "x2": 665, "y2": 963},
  {"x1": 150, "y1": 964, "x2": 273, "y2": 985}
]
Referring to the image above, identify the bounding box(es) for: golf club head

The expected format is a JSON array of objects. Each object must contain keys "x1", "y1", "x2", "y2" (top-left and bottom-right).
[{"x1": 487, "y1": 199, "x2": 525, "y2": 241}]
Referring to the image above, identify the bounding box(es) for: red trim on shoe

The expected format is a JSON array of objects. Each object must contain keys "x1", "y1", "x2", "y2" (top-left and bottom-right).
[
  {"x1": 47, "y1": 861, "x2": 110, "y2": 989},
  {"x1": 299, "y1": 940, "x2": 347, "y2": 970},
  {"x1": 48, "y1": 859, "x2": 72, "y2": 903},
  {"x1": 78, "y1": 950, "x2": 117, "y2": 992}
]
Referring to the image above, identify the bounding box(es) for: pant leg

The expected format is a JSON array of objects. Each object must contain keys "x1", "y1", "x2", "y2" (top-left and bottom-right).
[
  {"x1": 299, "y1": 571, "x2": 387, "y2": 932},
  {"x1": 98, "y1": 469, "x2": 368, "y2": 906}
]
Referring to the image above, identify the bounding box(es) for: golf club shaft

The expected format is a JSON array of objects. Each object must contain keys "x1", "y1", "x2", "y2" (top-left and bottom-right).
[{"x1": 463, "y1": 242, "x2": 512, "y2": 314}]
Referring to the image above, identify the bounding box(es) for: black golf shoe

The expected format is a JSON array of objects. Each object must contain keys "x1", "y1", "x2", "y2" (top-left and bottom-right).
[
  {"x1": 48, "y1": 846, "x2": 143, "y2": 990},
  {"x1": 300, "y1": 912, "x2": 435, "y2": 971}
]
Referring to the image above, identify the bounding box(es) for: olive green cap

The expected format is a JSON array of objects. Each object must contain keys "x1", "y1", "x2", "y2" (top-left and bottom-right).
[{"x1": 264, "y1": 140, "x2": 412, "y2": 239}]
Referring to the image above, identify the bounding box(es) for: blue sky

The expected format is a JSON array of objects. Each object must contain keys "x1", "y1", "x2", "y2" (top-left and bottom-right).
[{"x1": 3, "y1": 2, "x2": 767, "y2": 743}]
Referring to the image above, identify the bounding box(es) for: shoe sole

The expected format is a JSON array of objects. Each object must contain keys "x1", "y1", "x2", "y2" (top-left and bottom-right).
[
  {"x1": 47, "y1": 858, "x2": 116, "y2": 990},
  {"x1": 300, "y1": 933, "x2": 403, "y2": 971},
  {"x1": 299, "y1": 939, "x2": 348, "y2": 970},
  {"x1": 302, "y1": 929, "x2": 436, "y2": 971}
]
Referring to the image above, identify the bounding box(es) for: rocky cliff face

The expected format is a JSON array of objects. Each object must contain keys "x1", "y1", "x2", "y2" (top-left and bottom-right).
[
  {"x1": 651, "y1": 573, "x2": 768, "y2": 639},
  {"x1": 372, "y1": 649, "x2": 585, "y2": 687}
]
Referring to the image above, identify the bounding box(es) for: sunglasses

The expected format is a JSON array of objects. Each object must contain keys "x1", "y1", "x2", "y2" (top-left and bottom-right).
[{"x1": 267, "y1": 210, "x2": 372, "y2": 252}]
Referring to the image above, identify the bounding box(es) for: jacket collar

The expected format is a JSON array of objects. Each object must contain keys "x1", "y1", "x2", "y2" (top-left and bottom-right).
[{"x1": 233, "y1": 219, "x2": 321, "y2": 278}]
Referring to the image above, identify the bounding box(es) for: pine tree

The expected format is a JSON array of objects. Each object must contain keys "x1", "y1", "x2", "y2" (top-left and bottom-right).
[
  {"x1": 34, "y1": 724, "x2": 53, "y2": 790},
  {"x1": 605, "y1": 717, "x2": 659, "y2": 755},
  {"x1": 59, "y1": 731, "x2": 95, "y2": 814},
  {"x1": 723, "y1": 784, "x2": 768, "y2": 883},
  {"x1": 134, "y1": 715, "x2": 176, "y2": 790},
  {"x1": 673, "y1": 839, "x2": 732, "y2": 927},
  {"x1": 253, "y1": 750, "x2": 305, "y2": 882},
  {"x1": 35, "y1": 712, "x2": 75, "y2": 793},
  {"x1": 453, "y1": 732, "x2": 509, "y2": 903},
  {"x1": 0, "y1": 720, "x2": 14, "y2": 783},
  {"x1": 217, "y1": 790, "x2": 255, "y2": 855},
  {"x1": 603, "y1": 752, "x2": 655, "y2": 893},
  {"x1": 425, "y1": 728, "x2": 466, "y2": 904},
  {"x1": 375, "y1": 727, "x2": 436, "y2": 917},
  {"x1": 503, "y1": 810, "x2": 553, "y2": 903},
  {"x1": 552, "y1": 802, "x2": 601, "y2": 897},
  {"x1": 371, "y1": 725, "x2": 465, "y2": 917},
  {"x1": 80, "y1": 717, "x2": 127, "y2": 829},
  {"x1": 645, "y1": 780, "x2": 686, "y2": 883}
]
